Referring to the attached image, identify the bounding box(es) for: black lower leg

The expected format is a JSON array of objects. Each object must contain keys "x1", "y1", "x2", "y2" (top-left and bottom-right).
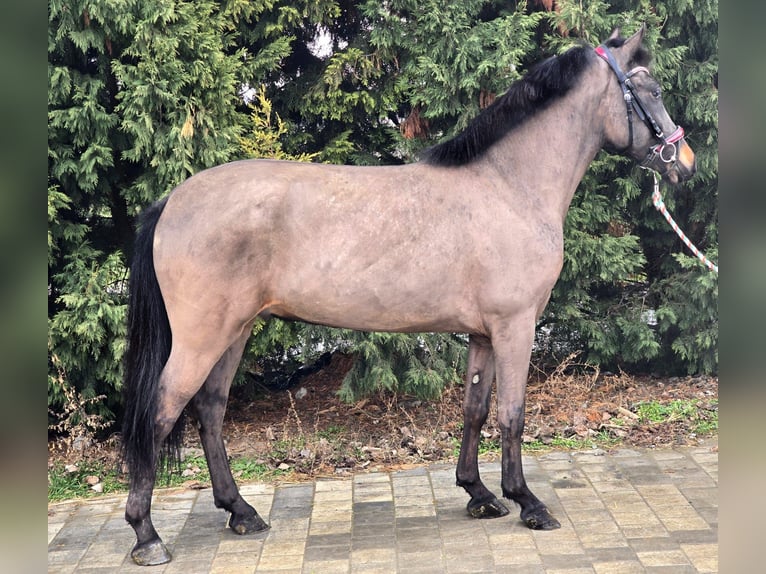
[
  {"x1": 456, "y1": 337, "x2": 509, "y2": 519},
  {"x1": 199, "y1": 425, "x2": 269, "y2": 534},
  {"x1": 126, "y1": 472, "x2": 173, "y2": 565},
  {"x1": 191, "y1": 335, "x2": 269, "y2": 535},
  {"x1": 500, "y1": 426, "x2": 560, "y2": 530}
]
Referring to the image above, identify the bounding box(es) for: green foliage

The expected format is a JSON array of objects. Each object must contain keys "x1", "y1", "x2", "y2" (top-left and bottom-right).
[
  {"x1": 538, "y1": 0, "x2": 717, "y2": 375},
  {"x1": 634, "y1": 398, "x2": 717, "y2": 434},
  {"x1": 635, "y1": 399, "x2": 696, "y2": 423},
  {"x1": 338, "y1": 332, "x2": 467, "y2": 402},
  {"x1": 364, "y1": 0, "x2": 543, "y2": 126},
  {"x1": 48, "y1": 0, "x2": 254, "y2": 423},
  {"x1": 240, "y1": 85, "x2": 319, "y2": 162},
  {"x1": 48, "y1": 460, "x2": 128, "y2": 502},
  {"x1": 653, "y1": 251, "x2": 718, "y2": 374},
  {"x1": 521, "y1": 432, "x2": 620, "y2": 453},
  {"x1": 48, "y1": 455, "x2": 287, "y2": 502},
  {"x1": 49, "y1": 0, "x2": 717, "y2": 425},
  {"x1": 237, "y1": 319, "x2": 335, "y2": 389},
  {"x1": 48, "y1": 185, "x2": 87, "y2": 265},
  {"x1": 48, "y1": 248, "x2": 127, "y2": 421}
]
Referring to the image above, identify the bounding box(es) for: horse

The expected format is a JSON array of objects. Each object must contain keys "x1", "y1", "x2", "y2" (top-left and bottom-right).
[{"x1": 121, "y1": 26, "x2": 696, "y2": 565}]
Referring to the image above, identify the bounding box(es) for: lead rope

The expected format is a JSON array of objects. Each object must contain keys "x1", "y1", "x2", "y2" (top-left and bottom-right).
[{"x1": 650, "y1": 172, "x2": 718, "y2": 273}]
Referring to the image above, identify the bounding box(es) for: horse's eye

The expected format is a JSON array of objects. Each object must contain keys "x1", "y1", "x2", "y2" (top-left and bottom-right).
[{"x1": 652, "y1": 87, "x2": 662, "y2": 99}]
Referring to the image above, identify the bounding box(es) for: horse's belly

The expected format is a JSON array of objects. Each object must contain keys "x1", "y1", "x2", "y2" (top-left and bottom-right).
[{"x1": 269, "y1": 271, "x2": 481, "y2": 334}]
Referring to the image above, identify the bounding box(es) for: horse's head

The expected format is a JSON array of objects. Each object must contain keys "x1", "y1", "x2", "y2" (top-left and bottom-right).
[{"x1": 597, "y1": 26, "x2": 696, "y2": 184}]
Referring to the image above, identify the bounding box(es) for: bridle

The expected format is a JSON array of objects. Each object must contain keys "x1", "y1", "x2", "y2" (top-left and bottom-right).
[
  {"x1": 595, "y1": 43, "x2": 716, "y2": 273},
  {"x1": 594, "y1": 44, "x2": 685, "y2": 170}
]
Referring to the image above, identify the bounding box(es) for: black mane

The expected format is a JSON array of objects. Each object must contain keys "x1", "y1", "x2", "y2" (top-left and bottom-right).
[{"x1": 422, "y1": 45, "x2": 594, "y2": 166}]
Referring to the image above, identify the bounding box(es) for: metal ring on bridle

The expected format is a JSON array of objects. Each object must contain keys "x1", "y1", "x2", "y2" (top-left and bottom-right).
[{"x1": 658, "y1": 142, "x2": 677, "y2": 163}]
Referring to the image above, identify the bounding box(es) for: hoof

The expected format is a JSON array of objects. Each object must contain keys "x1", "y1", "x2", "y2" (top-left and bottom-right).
[
  {"x1": 521, "y1": 506, "x2": 561, "y2": 530},
  {"x1": 229, "y1": 511, "x2": 270, "y2": 535},
  {"x1": 131, "y1": 540, "x2": 172, "y2": 566},
  {"x1": 467, "y1": 496, "x2": 510, "y2": 519}
]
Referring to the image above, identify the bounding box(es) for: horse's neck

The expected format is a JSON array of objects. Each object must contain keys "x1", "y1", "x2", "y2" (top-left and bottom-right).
[{"x1": 482, "y1": 83, "x2": 605, "y2": 223}]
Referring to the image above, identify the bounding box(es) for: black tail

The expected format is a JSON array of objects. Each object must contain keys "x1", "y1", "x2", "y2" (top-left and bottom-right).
[{"x1": 121, "y1": 197, "x2": 184, "y2": 481}]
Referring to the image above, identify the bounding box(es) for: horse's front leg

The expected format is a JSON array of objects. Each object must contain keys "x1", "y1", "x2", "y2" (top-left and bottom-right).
[
  {"x1": 456, "y1": 335, "x2": 509, "y2": 518},
  {"x1": 494, "y1": 320, "x2": 561, "y2": 530},
  {"x1": 190, "y1": 328, "x2": 269, "y2": 535}
]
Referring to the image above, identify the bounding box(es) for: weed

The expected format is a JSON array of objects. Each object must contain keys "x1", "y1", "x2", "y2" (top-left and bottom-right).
[
  {"x1": 48, "y1": 352, "x2": 111, "y2": 458},
  {"x1": 692, "y1": 399, "x2": 718, "y2": 434},
  {"x1": 634, "y1": 399, "x2": 716, "y2": 426},
  {"x1": 630, "y1": 398, "x2": 717, "y2": 437},
  {"x1": 635, "y1": 399, "x2": 696, "y2": 423},
  {"x1": 479, "y1": 437, "x2": 500, "y2": 455},
  {"x1": 48, "y1": 454, "x2": 289, "y2": 503},
  {"x1": 317, "y1": 425, "x2": 346, "y2": 440},
  {"x1": 521, "y1": 431, "x2": 619, "y2": 453},
  {"x1": 450, "y1": 430, "x2": 619, "y2": 457},
  {"x1": 48, "y1": 460, "x2": 126, "y2": 502},
  {"x1": 230, "y1": 458, "x2": 289, "y2": 481}
]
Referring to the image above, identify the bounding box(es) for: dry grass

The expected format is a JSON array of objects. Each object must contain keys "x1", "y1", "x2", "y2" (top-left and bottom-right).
[{"x1": 49, "y1": 352, "x2": 718, "y2": 489}]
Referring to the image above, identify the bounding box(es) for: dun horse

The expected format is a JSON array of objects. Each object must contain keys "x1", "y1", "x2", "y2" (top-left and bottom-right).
[{"x1": 122, "y1": 27, "x2": 696, "y2": 564}]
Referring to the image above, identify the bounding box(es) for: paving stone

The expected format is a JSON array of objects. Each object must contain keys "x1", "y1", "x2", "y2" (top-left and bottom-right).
[
  {"x1": 541, "y1": 553, "x2": 596, "y2": 569},
  {"x1": 396, "y1": 549, "x2": 445, "y2": 571},
  {"x1": 636, "y1": 548, "x2": 692, "y2": 567},
  {"x1": 350, "y1": 534, "x2": 396, "y2": 550},
  {"x1": 48, "y1": 444, "x2": 717, "y2": 573},
  {"x1": 302, "y1": 544, "x2": 350, "y2": 562},
  {"x1": 592, "y1": 561, "x2": 645, "y2": 574},
  {"x1": 670, "y1": 528, "x2": 717, "y2": 545},
  {"x1": 494, "y1": 566, "x2": 546, "y2": 574},
  {"x1": 494, "y1": 548, "x2": 544, "y2": 566},
  {"x1": 680, "y1": 543, "x2": 718, "y2": 573},
  {"x1": 301, "y1": 558, "x2": 349, "y2": 573},
  {"x1": 350, "y1": 547, "x2": 396, "y2": 564},
  {"x1": 308, "y1": 520, "x2": 352, "y2": 536},
  {"x1": 644, "y1": 566, "x2": 698, "y2": 574}
]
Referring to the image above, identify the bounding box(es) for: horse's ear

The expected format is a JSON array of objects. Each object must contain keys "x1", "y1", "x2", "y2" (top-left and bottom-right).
[
  {"x1": 622, "y1": 24, "x2": 646, "y2": 56},
  {"x1": 607, "y1": 28, "x2": 621, "y2": 41}
]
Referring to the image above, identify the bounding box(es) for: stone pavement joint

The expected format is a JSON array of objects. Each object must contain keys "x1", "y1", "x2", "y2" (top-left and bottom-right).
[{"x1": 48, "y1": 443, "x2": 717, "y2": 573}]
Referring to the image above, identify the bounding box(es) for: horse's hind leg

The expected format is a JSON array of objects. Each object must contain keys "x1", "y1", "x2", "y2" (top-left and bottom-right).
[
  {"x1": 456, "y1": 335, "x2": 509, "y2": 518},
  {"x1": 126, "y1": 341, "x2": 239, "y2": 565},
  {"x1": 190, "y1": 326, "x2": 269, "y2": 535}
]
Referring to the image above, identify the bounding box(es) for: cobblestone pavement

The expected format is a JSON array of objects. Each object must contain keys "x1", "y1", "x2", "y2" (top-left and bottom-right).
[{"x1": 48, "y1": 443, "x2": 718, "y2": 573}]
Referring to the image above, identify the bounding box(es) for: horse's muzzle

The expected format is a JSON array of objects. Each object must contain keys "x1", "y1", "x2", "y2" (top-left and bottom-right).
[{"x1": 659, "y1": 139, "x2": 696, "y2": 185}]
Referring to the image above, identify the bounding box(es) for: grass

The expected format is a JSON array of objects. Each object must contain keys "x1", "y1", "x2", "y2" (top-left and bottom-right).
[
  {"x1": 48, "y1": 460, "x2": 128, "y2": 502},
  {"x1": 521, "y1": 431, "x2": 621, "y2": 453},
  {"x1": 634, "y1": 398, "x2": 718, "y2": 434},
  {"x1": 447, "y1": 397, "x2": 718, "y2": 459},
  {"x1": 49, "y1": 397, "x2": 717, "y2": 503},
  {"x1": 48, "y1": 456, "x2": 289, "y2": 503},
  {"x1": 316, "y1": 425, "x2": 346, "y2": 440},
  {"x1": 449, "y1": 429, "x2": 621, "y2": 458}
]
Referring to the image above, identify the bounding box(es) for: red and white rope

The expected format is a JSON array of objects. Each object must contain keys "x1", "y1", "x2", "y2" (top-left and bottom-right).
[{"x1": 651, "y1": 172, "x2": 718, "y2": 273}]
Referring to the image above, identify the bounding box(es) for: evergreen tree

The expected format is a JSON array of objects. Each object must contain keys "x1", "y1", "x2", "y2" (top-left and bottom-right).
[
  {"x1": 48, "y1": 0, "x2": 717, "y2": 427},
  {"x1": 537, "y1": 0, "x2": 718, "y2": 374},
  {"x1": 48, "y1": 0, "x2": 253, "y2": 420}
]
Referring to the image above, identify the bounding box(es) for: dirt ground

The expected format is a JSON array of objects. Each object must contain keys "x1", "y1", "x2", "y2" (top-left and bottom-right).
[
  {"x1": 49, "y1": 352, "x2": 718, "y2": 480},
  {"x1": 212, "y1": 353, "x2": 717, "y2": 476}
]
